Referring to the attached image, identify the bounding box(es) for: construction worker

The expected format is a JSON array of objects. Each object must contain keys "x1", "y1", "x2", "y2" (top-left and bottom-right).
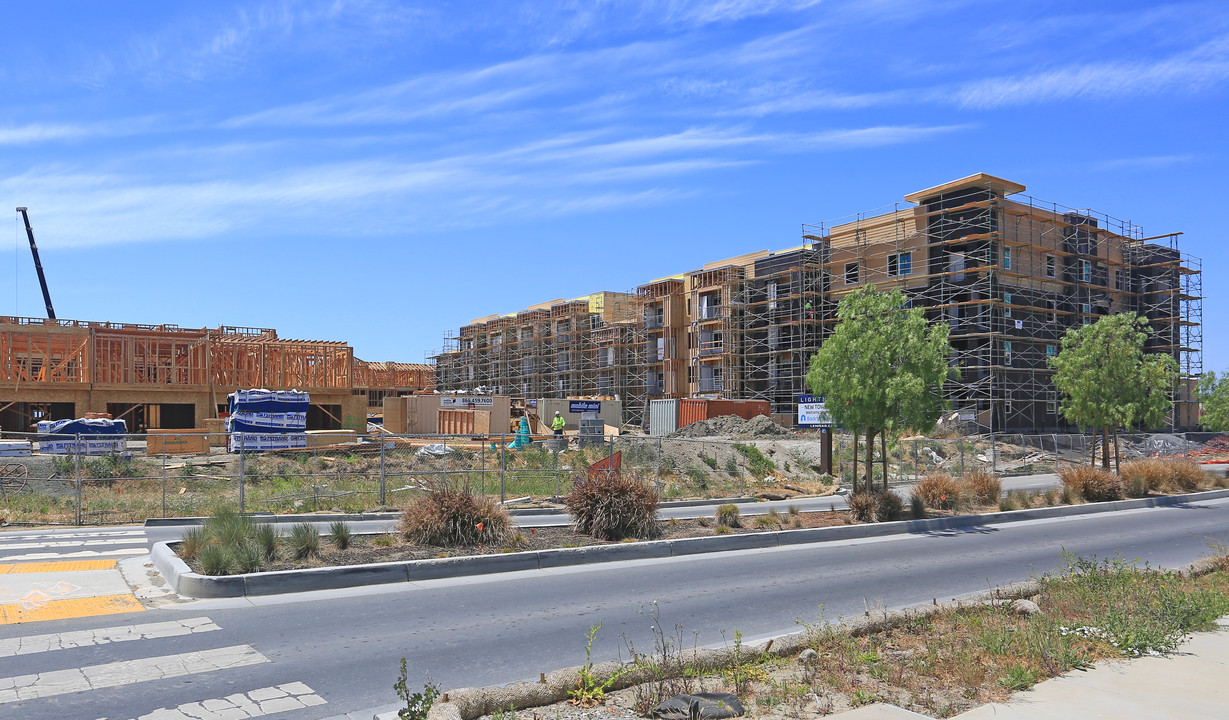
[{"x1": 551, "y1": 411, "x2": 566, "y2": 436}]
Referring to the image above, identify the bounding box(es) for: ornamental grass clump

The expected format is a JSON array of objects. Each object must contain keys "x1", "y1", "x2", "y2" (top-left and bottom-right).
[
  {"x1": 1118, "y1": 459, "x2": 1169, "y2": 494},
  {"x1": 288, "y1": 522, "x2": 321, "y2": 560},
  {"x1": 564, "y1": 471, "x2": 658, "y2": 541},
  {"x1": 914, "y1": 472, "x2": 961, "y2": 510},
  {"x1": 715, "y1": 503, "x2": 741, "y2": 528},
  {"x1": 1059, "y1": 465, "x2": 1124, "y2": 503},
  {"x1": 399, "y1": 479, "x2": 510, "y2": 547},
  {"x1": 1164, "y1": 460, "x2": 1209, "y2": 492},
  {"x1": 961, "y1": 469, "x2": 1002, "y2": 505}
]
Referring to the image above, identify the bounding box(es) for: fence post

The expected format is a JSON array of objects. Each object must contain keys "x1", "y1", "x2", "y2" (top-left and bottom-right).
[
  {"x1": 1053, "y1": 433, "x2": 1059, "y2": 471},
  {"x1": 656, "y1": 436, "x2": 662, "y2": 494},
  {"x1": 499, "y1": 434, "x2": 507, "y2": 505},
  {"x1": 990, "y1": 433, "x2": 997, "y2": 473},
  {"x1": 161, "y1": 446, "x2": 167, "y2": 519},
  {"x1": 959, "y1": 440, "x2": 965, "y2": 474},
  {"x1": 913, "y1": 439, "x2": 919, "y2": 480},
  {"x1": 480, "y1": 437, "x2": 486, "y2": 498},
  {"x1": 237, "y1": 433, "x2": 246, "y2": 512},
  {"x1": 379, "y1": 432, "x2": 387, "y2": 506},
  {"x1": 74, "y1": 434, "x2": 82, "y2": 526},
  {"x1": 553, "y1": 442, "x2": 560, "y2": 499},
  {"x1": 739, "y1": 442, "x2": 746, "y2": 496}
]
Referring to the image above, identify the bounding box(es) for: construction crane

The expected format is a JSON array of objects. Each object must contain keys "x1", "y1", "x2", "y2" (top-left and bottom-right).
[{"x1": 15, "y1": 207, "x2": 55, "y2": 319}]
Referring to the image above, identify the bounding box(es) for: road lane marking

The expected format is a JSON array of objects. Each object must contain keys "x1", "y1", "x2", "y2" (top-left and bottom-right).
[
  {"x1": 0, "y1": 593, "x2": 144, "y2": 625},
  {"x1": 0, "y1": 559, "x2": 117, "y2": 574},
  {"x1": 0, "y1": 616, "x2": 218, "y2": 657},
  {"x1": 0, "y1": 644, "x2": 268, "y2": 703},
  {"x1": 121, "y1": 682, "x2": 325, "y2": 719}
]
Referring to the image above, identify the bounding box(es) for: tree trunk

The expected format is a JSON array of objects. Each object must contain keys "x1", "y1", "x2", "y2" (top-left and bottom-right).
[
  {"x1": 881, "y1": 433, "x2": 889, "y2": 492},
  {"x1": 865, "y1": 426, "x2": 875, "y2": 492},
  {"x1": 851, "y1": 429, "x2": 859, "y2": 495},
  {"x1": 1101, "y1": 426, "x2": 1111, "y2": 469},
  {"x1": 1117, "y1": 432, "x2": 1123, "y2": 473}
]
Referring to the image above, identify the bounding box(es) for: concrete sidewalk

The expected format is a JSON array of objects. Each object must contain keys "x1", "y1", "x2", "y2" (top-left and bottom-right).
[
  {"x1": 836, "y1": 616, "x2": 1229, "y2": 719},
  {"x1": 956, "y1": 616, "x2": 1229, "y2": 719}
]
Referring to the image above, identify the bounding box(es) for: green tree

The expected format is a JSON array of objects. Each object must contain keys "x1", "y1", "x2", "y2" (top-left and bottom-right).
[
  {"x1": 805, "y1": 285, "x2": 952, "y2": 493},
  {"x1": 1197, "y1": 372, "x2": 1229, "y2": 431},
  {"x1": 1050, "y1": 313, "x2": 1178, "y2": 469}
]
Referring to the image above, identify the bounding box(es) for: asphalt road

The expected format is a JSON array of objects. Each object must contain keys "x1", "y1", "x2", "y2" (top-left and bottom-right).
[{"x1": 3, "y1": 496, "x2": 1228, "y2": 720}]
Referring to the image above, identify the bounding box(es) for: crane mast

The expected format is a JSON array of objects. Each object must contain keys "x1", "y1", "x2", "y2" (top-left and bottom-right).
[{"x1": 15, "y1": 207, "x2": 56, "y2": 320}]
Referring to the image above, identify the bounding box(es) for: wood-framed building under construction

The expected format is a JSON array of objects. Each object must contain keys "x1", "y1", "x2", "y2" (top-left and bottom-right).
[
  {"x1": 431, "y1": 173, "x2": 1202, "y2": 432},
  {"x1": 0, "y1": 317, "x2": 432, "y2": 433}
]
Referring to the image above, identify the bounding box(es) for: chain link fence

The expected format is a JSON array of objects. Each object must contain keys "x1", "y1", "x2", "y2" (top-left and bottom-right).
[{"x1": 0, "y1": 430, "x2": 1223, "y2": 525}]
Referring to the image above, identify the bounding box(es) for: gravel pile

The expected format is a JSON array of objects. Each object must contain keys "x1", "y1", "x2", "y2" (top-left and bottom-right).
[{"x1": 670, "y1": 414, "x2": 791, "y2": 439}]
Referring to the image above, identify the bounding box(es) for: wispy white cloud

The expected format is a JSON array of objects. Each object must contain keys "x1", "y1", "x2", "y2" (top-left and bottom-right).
[
  {"x1": 0, "y1": 123, "x2": 99, "y2": 144},
  {"x1": 1088, "y1": 154, "x2": 1197, "y2": 171},
  {"x1": 954, "y1": 35, "x2": 1229, "y2": 108}
]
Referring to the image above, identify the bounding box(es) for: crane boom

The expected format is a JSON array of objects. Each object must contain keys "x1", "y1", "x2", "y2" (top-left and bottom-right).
[{"x1": 15, "y1": 207, "x2": 56, "y2": 319}]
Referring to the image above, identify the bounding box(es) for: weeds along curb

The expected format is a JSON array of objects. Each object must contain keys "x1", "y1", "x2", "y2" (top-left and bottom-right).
[
  {"x1": 151, "y1": 488, "x2": 1229, "y2": 599},
  {"x1": 419, "y1": 554, "x2": 1229, "y2": 720}
]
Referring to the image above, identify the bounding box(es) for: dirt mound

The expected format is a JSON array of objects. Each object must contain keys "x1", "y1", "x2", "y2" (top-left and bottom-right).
[{"x1": 670, "y1": 414, "x2": 791, "y2": 439}]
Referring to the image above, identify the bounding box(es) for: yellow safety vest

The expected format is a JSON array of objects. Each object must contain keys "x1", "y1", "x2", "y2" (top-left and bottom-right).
[{"x1": 552, "y1": 416, "x2": 566, "y2": 431}]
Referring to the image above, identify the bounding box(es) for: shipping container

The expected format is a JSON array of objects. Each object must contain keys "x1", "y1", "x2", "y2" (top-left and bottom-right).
[
  {"x1": 648, "y1": 398, "x2": 679, "y2": 436},
  {"x1": 678, "y1": 398, "x2": 771, "y2": 429}
]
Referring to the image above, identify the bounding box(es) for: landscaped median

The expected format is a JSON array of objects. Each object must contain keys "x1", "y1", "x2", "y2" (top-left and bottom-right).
[{"x1": 150, "y1": 487, "x2": 1229, "y2": 599}]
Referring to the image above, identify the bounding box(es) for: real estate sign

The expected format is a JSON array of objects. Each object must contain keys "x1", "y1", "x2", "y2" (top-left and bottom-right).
[{"x1": 797, "y1": 394, "x2": 833, "y2": 427}]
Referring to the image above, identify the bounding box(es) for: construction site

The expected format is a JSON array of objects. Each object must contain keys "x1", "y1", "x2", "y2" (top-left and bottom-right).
[
  {"x1": 0, "y1": 315, "x2": 433, "y2": 433},
  {"x1": 433, "y1": 173, "x2": 1203, "y2": 433}
]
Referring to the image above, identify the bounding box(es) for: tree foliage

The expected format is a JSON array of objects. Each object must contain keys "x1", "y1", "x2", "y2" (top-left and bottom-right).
[
  {"x1": 1050, "y1": 313, "x2": 1178, "y2": 468},
  {"x1": 1197, "y1": 372, "x2": 1229, "y2": 431},
  {"x1": 805, "y1": 285, "x2": 952, "y2": 492}
]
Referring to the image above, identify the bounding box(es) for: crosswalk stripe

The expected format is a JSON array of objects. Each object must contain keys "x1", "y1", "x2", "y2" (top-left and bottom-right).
[
  {"x1": 0, "y1": 559, "x2": 117, "y2": 574},
  {"x1": 0, "y1": 593, "x2": 144, "y2": 625},
  {"x1": 0, "y1": 644, "x2": 269, "y2": 703},
  {"x1": 123, "y1": 682, "x2": 326, "y2": 720},
  {"x1": 0, "y1": 616, "x2": 218, "y2": 658},
  {"x1": 0, "y1": 548, "x2": 149, "y2": 561},
  {"x1": 0, "y1": 538, "x2": 148, "y2": 550}
]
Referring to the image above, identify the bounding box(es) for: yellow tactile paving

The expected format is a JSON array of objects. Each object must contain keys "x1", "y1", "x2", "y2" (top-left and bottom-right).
[
  {"x1": 0, "y1": 593, "x2": 144, "y2": 625},
  {"x1": 0, "y1": 559, "x2": 117, "y2": 574}
]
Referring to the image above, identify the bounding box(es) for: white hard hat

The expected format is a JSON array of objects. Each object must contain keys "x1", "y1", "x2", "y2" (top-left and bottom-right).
[{"x1": 555, "y1": 411, "x2": 561, "y2": 415}]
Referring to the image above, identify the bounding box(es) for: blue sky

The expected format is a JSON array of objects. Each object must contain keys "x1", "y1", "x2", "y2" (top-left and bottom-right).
[{"x1": 1, "y1": 0, "x2": 1225, "y2": 373}]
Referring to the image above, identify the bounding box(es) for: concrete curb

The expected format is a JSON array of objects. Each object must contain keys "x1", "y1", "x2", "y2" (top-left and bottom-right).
[{"x1": 153, "y1": 488, "x2": 1229, "y2": 599}]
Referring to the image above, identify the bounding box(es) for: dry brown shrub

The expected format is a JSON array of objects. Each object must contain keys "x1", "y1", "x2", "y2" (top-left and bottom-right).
[
  {"x1": 1165, "y1": 460, "x2": 1209, "y2": 492},
  {"x1": 398, "y1": 479, "x2": 511, "y2": 546},
  {"x1": 848, "y1": 492, "x2": 876, "y2": 522},
  {"x1": 1119, "y1": 459, "x2": 1169, "y2": 493},
  {"x1": 1058, "y1": 465, "x2": 1123, "y2": 502},
  {"x1": 914, "y1": 473, "x2": 961, "y2": 510},
  {"x1": 960, "y1": 469, "x2": 1002, "y2": 505},
  {"x1": 564, "y1": 471, "x2": 659, "y2": 541}
]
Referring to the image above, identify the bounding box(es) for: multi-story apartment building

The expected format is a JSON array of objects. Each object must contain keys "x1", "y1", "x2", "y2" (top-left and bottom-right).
[{"x1": 432, "y1": 174, "x2": 1202, "y2": 432}]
